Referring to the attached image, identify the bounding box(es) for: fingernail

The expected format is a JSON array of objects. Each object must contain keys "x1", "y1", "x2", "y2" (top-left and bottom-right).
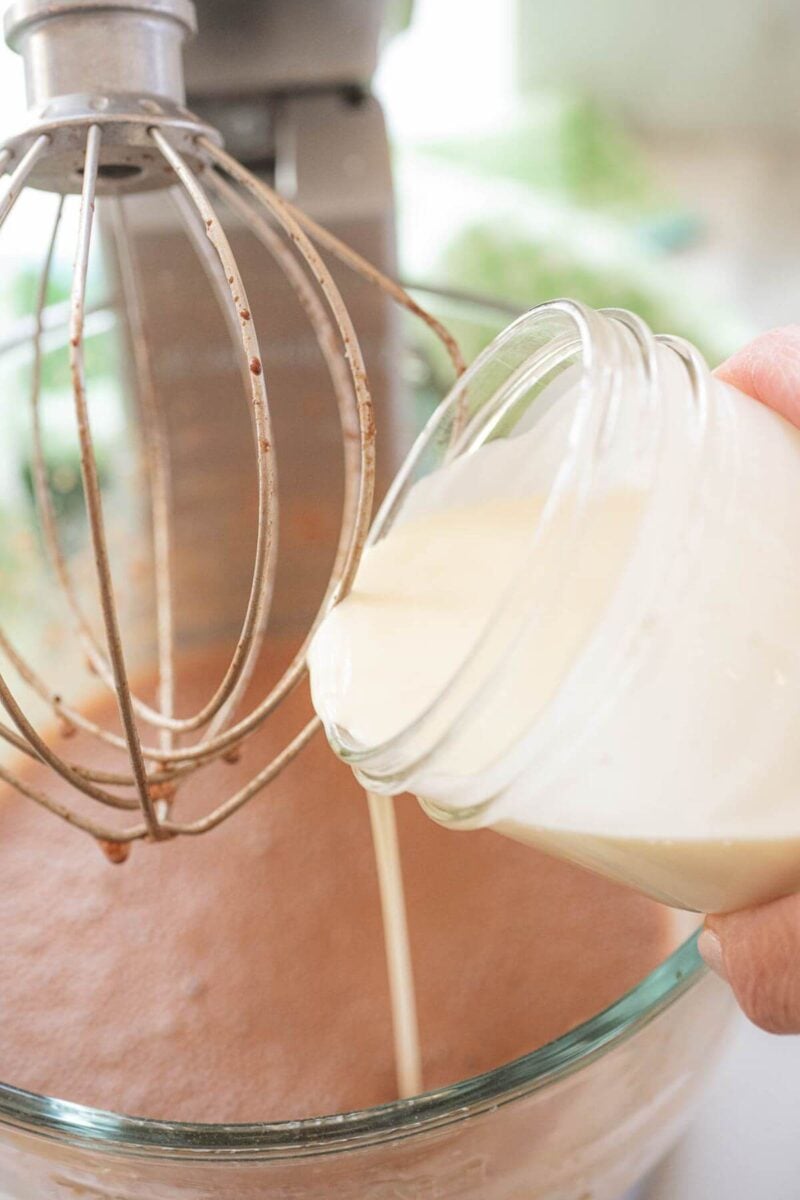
[{"x1": 698, "y1": 929, "x2": 728, "y2": 981}]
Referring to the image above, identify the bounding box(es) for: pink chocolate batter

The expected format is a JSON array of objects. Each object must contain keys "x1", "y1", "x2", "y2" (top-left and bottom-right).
[{"x1": 0, "y1": 645, "x2": 673, "y2": 1122}]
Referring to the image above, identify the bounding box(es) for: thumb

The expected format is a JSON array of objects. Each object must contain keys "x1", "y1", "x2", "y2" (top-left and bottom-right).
[
  {"x1": 714, "y1": 324, "x2": 800, "y2": 427},
  {"x1": 701, "y1": 895, "x2": 800, "y2": 1034}
]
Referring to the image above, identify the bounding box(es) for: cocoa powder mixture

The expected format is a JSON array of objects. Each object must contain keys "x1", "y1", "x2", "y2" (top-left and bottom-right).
[{"x1": 0, "y1": 644, "x2": 673, "y2": 1122}]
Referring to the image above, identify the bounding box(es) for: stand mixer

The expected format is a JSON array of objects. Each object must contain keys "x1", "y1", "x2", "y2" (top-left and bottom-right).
[{"x1": 0, "y1": 5, "x2": 733, "y2": 1198}]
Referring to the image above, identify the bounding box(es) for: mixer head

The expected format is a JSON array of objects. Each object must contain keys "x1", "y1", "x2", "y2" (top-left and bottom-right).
[{"x1": 0, "y1": 0, "x2": 463, "y2": 856}]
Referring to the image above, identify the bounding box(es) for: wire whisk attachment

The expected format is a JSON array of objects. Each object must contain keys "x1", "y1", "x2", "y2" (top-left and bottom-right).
[{"x1": 0, "y1": 0, "x2": 464, "y2": 857}]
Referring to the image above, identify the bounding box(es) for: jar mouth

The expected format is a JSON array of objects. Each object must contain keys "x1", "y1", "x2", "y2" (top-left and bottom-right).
[
  {"x1": 0, "y1": 932, "x2": 704, "y2": 1158},
  {"x1": 315, "y1": 300, "x2": 608, "y2": 770},
  {"x1": 316, "y1": 299, "x2": 713, "y2": 809},
  {"x1": 315, "y1": 299, "x2": 670, "y2": 795}
]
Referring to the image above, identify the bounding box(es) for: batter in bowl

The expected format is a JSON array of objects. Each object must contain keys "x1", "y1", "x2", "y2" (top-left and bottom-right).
[{"x1": 0, "y1": 642, "x2": 674, "y2": 1122}]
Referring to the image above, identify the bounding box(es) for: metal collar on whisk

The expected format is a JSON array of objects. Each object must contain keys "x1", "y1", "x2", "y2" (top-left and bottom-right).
[
  {"x1": 0, "y1": 0, "x2": 463, "y2": 857},
  {"x1": 3, "y1": 0, "x2": 214, "y2": 193}
]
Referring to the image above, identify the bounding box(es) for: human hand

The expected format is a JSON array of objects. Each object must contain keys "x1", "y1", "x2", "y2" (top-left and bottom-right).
[{"x1": 697, "y1": 327, "x2": 800, "y2": 1034}]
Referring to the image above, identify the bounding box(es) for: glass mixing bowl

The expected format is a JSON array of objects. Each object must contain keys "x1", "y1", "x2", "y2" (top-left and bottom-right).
[
  {"x1": 0, "y1": 283, "x2": 735, "y2": 1199},
  {"x1": 0, "y1": 935, "x2": 732, "y2": 1199}
]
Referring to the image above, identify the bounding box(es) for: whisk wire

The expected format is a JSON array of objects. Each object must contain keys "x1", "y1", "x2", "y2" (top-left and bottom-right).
[
  {"x1": 24, "y1": 195, "x2": 188, "y2": 758},
  {"x1": 198, "y1": 139, "x2": 378, "y2": 604},
  {"x1": 0, "y1": 135, "x2": 50, "y2": 228},
  {"x1": 167, "y1": 183, "x2": 279, "y2": 744},
  {"x1": 109, "y1": 196, "x2": 176, "y2": 768},
  {"x1": 149, "y1": 127, "x2": 279, "y2": 738},
  {"x1": 68, "y1": 124, "x2": 161, "y2": 836},
  {"x1": 203, "y1": 169, "x2": 362, "y2": 617}
]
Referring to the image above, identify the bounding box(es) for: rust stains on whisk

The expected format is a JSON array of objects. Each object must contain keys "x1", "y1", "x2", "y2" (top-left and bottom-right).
[
  {"x1": 99, "y1": 839, "x2": 132, "y2": 866},
  {"x1": 0, "y1": 126, "x2": 465, "y2": 857}
]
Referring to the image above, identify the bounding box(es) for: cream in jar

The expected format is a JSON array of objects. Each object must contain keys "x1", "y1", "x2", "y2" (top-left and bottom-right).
[{"x1": 309, "y1": 301, "x2": 800, "y2": 914}]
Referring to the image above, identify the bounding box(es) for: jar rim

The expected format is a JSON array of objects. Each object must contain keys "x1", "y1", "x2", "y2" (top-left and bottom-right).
[
  {"x1": 317, "y1": 300, "x2": 604, "y2": 772},
  {"x1": 320, "y1": 299, "x2": 712, "y2": 804},
  {"x1": 318, "y1": 298, "x2": 658, "y2": 791},
  {"x1": 0, "y1": 933, "x2": 704, "y2": 1158}
]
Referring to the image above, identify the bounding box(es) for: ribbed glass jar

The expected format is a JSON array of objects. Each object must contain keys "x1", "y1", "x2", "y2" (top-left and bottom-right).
[{"x1": 316, "y1": 301, "x2": 800, "y2": 913}]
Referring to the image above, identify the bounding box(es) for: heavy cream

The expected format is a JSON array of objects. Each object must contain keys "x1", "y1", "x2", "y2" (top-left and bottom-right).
[
  {"x1": 309, "y1": 304, "x2": 800, "y2": 914},
  {"x1": 310, "y1": 485, "x2": 644, "y2": 775}
]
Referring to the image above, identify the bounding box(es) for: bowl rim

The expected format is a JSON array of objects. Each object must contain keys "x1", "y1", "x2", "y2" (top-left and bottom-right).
[{"x1": 0, "y1": 932, "x2": 705, "y2": 1160}]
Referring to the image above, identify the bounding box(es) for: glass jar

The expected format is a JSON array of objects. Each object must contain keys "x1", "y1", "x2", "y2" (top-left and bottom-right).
[
  {"x1": 314, "y1": 300, "x2": 800, "y2": 914},
  {"x1": 0, "y1": 935, "x2": 731, "y2": 1200}
]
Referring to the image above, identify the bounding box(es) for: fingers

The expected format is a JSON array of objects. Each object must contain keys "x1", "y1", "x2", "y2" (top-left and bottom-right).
[
  {"x1": 714, "y1": 325, "x2": 800, "y2": 428},
  {"x1": 705, "y1": 328, "x2": 800, "y2": 1033},
  {"x1": 701, "y1": 895, "x2": 800, "y2": 1034}
]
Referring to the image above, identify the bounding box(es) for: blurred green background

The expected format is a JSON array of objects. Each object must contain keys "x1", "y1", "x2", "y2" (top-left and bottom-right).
[{"x1": 375, "y1": 0, "x2": 797, "y2": 381}]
